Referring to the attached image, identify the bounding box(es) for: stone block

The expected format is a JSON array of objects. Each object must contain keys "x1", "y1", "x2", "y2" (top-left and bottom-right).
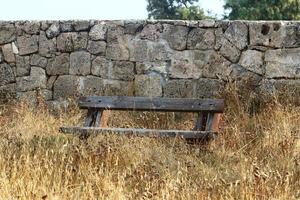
[
  {"x1": 0, "y1": 63, "x2": 15, "y2": 86},
  {"x1": 239, "y1": 50, "x2": 264, "y2": 75},
  {"x1": 79, "y1": 76, "x2": 104, "y2": 95},
  {"x1": 164, "y1": 80, "x2": 195, "y2": 98},
  {"x1": 30, "y1": 54, "x2": 48, "y2": 68},
  {"x1": 39, "y1": 89, "x2": 53, "y2": 101},
  {"x1": 265, "y1": 48, "x2": 300, "y2": 78},
  {"x1": 0, "y1": 83, "x2": 16, "y2": 103},
  {"x1": 17, "y1": 90, "x2": 37, "y2": 105},
  {"x1": 59, "y1": 21, "x2": 74, "y2": 32},
  {"x1": 219, "y1": 37, "x2": 241, "y2": 63},
  {"x1": 70, "y1": 51, "x2": 91, "y2": 75},
  {"x1": 46, "y1": 23, "x2": 60, "y2": 39},
  {"x1": 103, "y1": 79, "x2": 134, "y2": 96},
  {"x1": 2, "y1": 43, "x2": 15, "y2": 63},
  {"x1": 187, "y1": 28, "x2": 215, "y2": 50},
  {"x1": 73, "y1": 20, "x2": 91, "y2": 31},
  {"x1": 46, "y1": 53, "x2": 69, "y2": 75},
  {"x1": 224, "y1": 21, "x2": 248, "y2": 50},
  {"x1": 57, "y1": 33, "x2": 73, "y2": 52},
  {"x1": 135, "y1": 61, "x2": 168, "y2": 77},
  {"x1": 134, "y1": 75, "x2": 162, "y2": 97},
  {"x1": 39, "y1": 32, "x2": 56, "y2": 57},
  {"x1": 89, "y1": 23, "x2": 107, "y2": 40},
  {"x1": 0, "y1": 23, "x2": 15, "y2": 45},
  {"x1": 17, "y1": 35, "x2": 39, "y2": 55},
  {"x1": 162, "y1": 24, "x2": 189, "y2": 50},
  {"x1": 53, "y1": 75, "x2": 80, "y2": 99},
  {"x1": 106, "y1": 43, "x2": 129, "y2": 61},
  {"x1": 124, "y1": 21, "x2": 144, "y2": 34},
  {"x1": 110, "y1": 61, "x2": 135, "y2": 81},
  {"x1": 47, "y1": 75, "x2": 57, "y2": 90},
  {"x1": 91, "y1": 56, "x2": 109, "y2": 77},
  {"x1": 195, "y1": 78, "x2": 224, "y2": 98},
  {"x1": 139, "y1": 24, "x2": 163, "y2": 41},
  {"x1": 17, "y1": 21, "x2": 40, "y2": 35},
  {"x1": 72, "y1": 32, "x2": 88, "y2": 50},
  {"x1": 87, "y1": 40, "x2": 106, "y2": 55},
  {"x1": 16, "y1": 55, "x2": 30, "y2": 77},
  {"x1": 16, "y1": 67, "x2": 46, "y2": 92}
]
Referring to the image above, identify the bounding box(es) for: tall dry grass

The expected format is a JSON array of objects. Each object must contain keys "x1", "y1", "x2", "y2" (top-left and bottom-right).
[{"x1": 0, "y1": 90, "x2": 299, "y2": 199}]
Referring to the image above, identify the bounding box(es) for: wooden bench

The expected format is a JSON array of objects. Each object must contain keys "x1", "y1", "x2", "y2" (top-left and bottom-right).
[{"x1": 60, "y1": 96, "x2": 224, "y2": 141}]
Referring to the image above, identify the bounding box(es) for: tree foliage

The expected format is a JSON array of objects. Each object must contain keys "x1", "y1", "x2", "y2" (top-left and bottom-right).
[
  {"x1": 146, "y1": 0, "x2": 209, "y2": 20},
  {"x1": 224, "y1": 0, "x2": 300, "y2": 20}
]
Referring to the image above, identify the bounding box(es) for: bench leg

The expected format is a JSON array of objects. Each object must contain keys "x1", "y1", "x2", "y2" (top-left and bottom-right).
[
  {"x1": 194, "y1": 112, "x2": 205, "y2": 131},
  {"x1": 84, "y1": 109, "x2": 103, "y2": 127},
  {"x1": 205, "y1": 113, "x2": 221, "y2": 132}
]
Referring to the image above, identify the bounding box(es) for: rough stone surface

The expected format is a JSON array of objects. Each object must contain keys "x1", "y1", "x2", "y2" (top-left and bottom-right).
[
  {"x1": 239, "y1": 50, "x2": 264, "y2": 75},
  {"x1": 0, "y1": 83, "x2": 16, "y2": 103},
  {"x1": 265, "y1": 48, "x2": 300, "y2": 78},
  {"x1": 79, "y1": 76, "x2": 104, "y2": 95},
  {"x1": 57, "y1": 33, "x2": 73, "y2": 52},
  {"x1": 187, "y1": 28, "x2": 215, "y2": 50},
  {"x1": 0, "y1": 63, "x2": 15, "y2": 86},
  {"x1": 73, "y1": 21, "x2": 90, "y2": 31},
  {"x1": 140, "y1": 24, "x2": 163, "y2": 41},
  {"x1": 46, "y1": 23, "x2": 60, "y2": 39},
  {"x1": 30, "y1": 54, "x2": 48, "y2": 68},
  {"x1": 230, "y1": 64, "x2": 263, "y2": 89},
  {"x1": 162, "y1": 24, "x2": 189, "y2": 50},
  {"x1": 17, "y1": 90, "x2": 37, "y2": 105},
  {"x1": 195, "y1": 78, "x2": 224, "y2": 98},
  {"x1": 102, "y1": 79, "x2": 134, "y2": 96},
  {"x1": 0, "y1": 23, "x2": 15, "y2": 44},
  {"x1": 136, "y1": 61, "x2": 168, "y2": 77},
  {"x1": 72, "y1": 32, "x2": 88, "y2": 50},
  {"x1": 0, "y1": 52, "x2": 3, "y2": 63},
  {"x1": 16, "y1": 67, "x2": 46, "y2": 92},
  {"x1": 39, "y1": 32, "x2": 56, "y2": 57},
  {"x1": 89, "y1": 23, "x2": 107, "y2": 40},
  {"x1": 106, "y1": 43, "x2": 130, "y2": 61},
  {"x1": 91, "y1": 56, "x2": 108, "y2": 77},
  {"x1": 46, "y1": 53, "x2": 69, "y2": 75},
  {"x1": 47, "y1": 76, "x2": 57, "y2": 90},
  {"x1": 2, "y1": 43, "x2": 16, "y2": 63},
  {"x1": 219, "y1": 38, "x2": 241, "y2": 63},
  {"x1": 110, "y1": 61, "x2": 135, "y2": 81},
  {"x1": 16, "y1": 55, "x2": 30, "y2": 77},
  {"x1": 17, "y1": 35, "x2": 39, "y2": 55},
  {"x1": 134, "y1": 75, "x2": 162, "y2": 97},
  {"x1": 19, "y1": 21, "x2": 40, "y2": 35},
  {"x1": 87, "y1": 40, "x2": 106, "y2": 55},
  {"x1": 164, "y1": 80, "x2": 195, "y2": 98},
  {"x1": 53, "y1": 75, "x2": 80, "y2": 99},
  {"x1": 70, "y1": 51, "x2": 91, "y2": 75},
  {"x1": 224, "y1": 21, "x2": 248, "y2": 50}
]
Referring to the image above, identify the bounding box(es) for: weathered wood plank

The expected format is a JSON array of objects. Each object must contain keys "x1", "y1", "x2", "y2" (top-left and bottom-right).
[
  {"x1": 78, "y1": 96, "x2": 224, "y2": 113},
  {"x1": 205, "y1": 113, "x2": 215, "y2": 131},
  {"x1": 60, "y1": 127, "x2": 217, "y2": 140},
  {"x1": 193, "y1": 112, "x2": 206, "y2": 131},
  {"x1": 94, "y1": 110, "x2": 103, "y2": 127},
  {"x1": 84, "y1": 109, "x2": 97, "y2": 127}
]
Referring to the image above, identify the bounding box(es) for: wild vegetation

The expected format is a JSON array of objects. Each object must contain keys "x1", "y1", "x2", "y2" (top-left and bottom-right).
[{"x1": 0, "y1": 87, "x2": 299, "y2": 199}]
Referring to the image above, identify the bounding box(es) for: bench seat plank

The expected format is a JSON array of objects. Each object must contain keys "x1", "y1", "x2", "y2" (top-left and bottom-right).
[
  {"x1": 79, "y1": 96, "x2": 224, "y2": 113},
  {"x1": 60, "y1": 127, "x2": 217, "y2": 139}
]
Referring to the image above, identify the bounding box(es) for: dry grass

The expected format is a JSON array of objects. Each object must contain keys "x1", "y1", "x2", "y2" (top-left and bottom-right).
[{"x1": 0, "y1": 92, "x2": 299, "y2": 199}]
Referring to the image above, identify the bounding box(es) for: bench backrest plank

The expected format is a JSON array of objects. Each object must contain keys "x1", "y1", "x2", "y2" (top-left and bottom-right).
[{"x1": 79, "y1": 96, "x2": 224, "y2": 113}]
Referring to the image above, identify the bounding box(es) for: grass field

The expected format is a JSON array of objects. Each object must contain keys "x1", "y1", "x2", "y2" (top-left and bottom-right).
[{"x1": 0, "y1": 90, "x2": 299, "y2": 199}]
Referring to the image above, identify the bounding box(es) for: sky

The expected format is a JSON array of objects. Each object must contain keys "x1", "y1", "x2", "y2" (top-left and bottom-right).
[{"x1": 0, "y1": 0, "x2": 225, "y2": 20}]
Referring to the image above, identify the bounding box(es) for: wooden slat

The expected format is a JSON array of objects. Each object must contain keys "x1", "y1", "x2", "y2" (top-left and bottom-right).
[
  {"x1": 205, "y1": 113, "x2": 215, "y2": 131},
  {"x1": 193, "y1": 112, "x2": 205, "y2": 131},
  {"x1": 84, "y1": 109, "x2": 97, "y2": 127},
  {"x1": 78, "y1": 96, "x2": 224, "y2": 113},
  {"x1": 94, "y1": 110, "x2": 103, "y2": 127},
  {"x1": 60, "y1": 127, "x2": 217, "y2": 140}
]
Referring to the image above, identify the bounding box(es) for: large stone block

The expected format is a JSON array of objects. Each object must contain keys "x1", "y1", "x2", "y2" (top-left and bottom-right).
[
  {"x1": 249, "y1": 22, "x2": 298, "y2": 48},
  {"x1": 162, "y1": 24, "x2": 189, "y2": 50},
  {"x1": 0, "y1": 23, "x2": 15, "y2": 45},
  {"x1": 72, "y1": 32, "x2": 88, "y2": 50},
  {"x1": 46, "y1": 53, "x2": 69, "y2": 75},
  {"x1": 164, "y1": 79, "x2": 195, "y2": 98},
  {"x1": 0, "y1": 63, "x2": 15, "y2": 86},
  {"x1": 195, "y1": 78, "x2": 224, "y2": 98},
  {"x1": 2, "y1": 43, "x2": 15, "y2": 63},
  {"x1": 16, "y1": 55, "x2": 30, "y2": 77},
  {"x1": 16, "y1": 67, "x2": 46, "y2": 92},
  {"x1": 224, "y1": 21, "x2": 248, "y2": 50},
  {"x1": 124, "y1": 21, "x2": 144, "y2": 34},
  {"x1": 219, "y1": 37, "x2": 241, "y2": 63},
  {"x1": 70, "y1": 51, "x2": 91, "y2": 75},
  {"x1": 79, "y1": 76, "x2": 104, "y2": 95},
  {"x1": 73, "y1": 20, "x2": 91, "y2": 31},
  {"x1": 135, "y1": 61, "x2": 168, "y2": 77},
  {"x1": 0, "y1": 83, "x2": 16, "y2": 103},
  {"x1": 39, "y1": 32, "x2": 56, "y2": 57},
  {"x1": 30, "y1": 54, "x2": 48, "y2": 68},
  {"x1": 134, "y1": 75, "x2": 162, "y2": 97},
  {"x1": 139, "y1": 24, "x2": 163, "y2": 41},
  {"x1": 265, "y1": 48, "x2": 300, "y2": 78},
  {"x1": 57, "y1": 33, "x2": 73, "y2": 52},
  {"x1": 46, "y1": 23, "x2": 60, "y2": 39},
  {"x1": 187, "y1": 28, "x2": 215, "y2": 50},
  {"x1": 106, "y1": 43, "x2": 130, "y2": 61},
  {"x1": 110, "y1": 61, "x2": 135, "y2": 81},
  {"x1": 102, "y1": 79, "x2": 134, "y2": 96},
  {"x1": 17, "y1": 90, "x2": 37, "y2": 105},
  {"x1": 239, "y1": 50, "x2": 264, "y2": 75},
  {"x1": 17, "y1": 35, "x2": 39, "y2": 55},
  {"x1": 89, "y1": 23, "x2": 107, "y2": 40},
  {"x1": 87, "y1": 40, "x2": 106, "y2": 55},
  {"x1": 91, "y1": 56, "x2": 109, "y2": 77},
  {"x1": 17, "y1": 21, "x2": 40, "y2": 35},
  {"x1": 53, "y1": 75, "x2": 80, "y2": 99}
]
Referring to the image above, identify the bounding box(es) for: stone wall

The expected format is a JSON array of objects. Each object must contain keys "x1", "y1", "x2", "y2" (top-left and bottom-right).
[{"x1": 0, "y1": 20, "x2": 299, "y2": 107}]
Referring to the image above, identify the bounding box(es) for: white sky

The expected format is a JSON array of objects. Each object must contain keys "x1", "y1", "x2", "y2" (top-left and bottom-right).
[{"x1": 0, "y1": 0, "x2": 224, "y2": 20}]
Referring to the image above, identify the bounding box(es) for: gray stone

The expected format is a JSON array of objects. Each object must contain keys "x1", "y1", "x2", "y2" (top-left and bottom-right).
[
  {"x1": 20, "y1": 21, "x2": 40, "y2": 35},
  {"x1": 89, "y1": 23, "x2": 107, "y2": 40},
  {"x1": 17, "y1": 90, "x2": 37, "y2": 105},
  {"x1": 0, "y1": 51, "x2": 3, "y2": 63},
  {"x1": 39, "y1": 32, "x2": 56, "y2": 57},
  {"x1": 70, "y1": 51, "x2": 91, "y2": 75},
  {"x1": 46, "y1": 53, "x2": 69, "y2": 75},
  {"x1": 102, "y1": 79, "x2": 134, "y2": 96},
  {"x1": 198, "y1": 20, "x2": 216, "y2": 28},
  {"x1": 106, "y1": 43, "x2": 130, "y2": 61},
  {"x1": 239, "y1": 50, "x2": 264, "y2": 74},
  {"x1": 57, "y1": 33, "x2": 73, "y2": 52},
  {"x1": 91, "y1": 56, "x2": 109, "y2": 77},
  {"x1": 16, "y1": 67, "x2": 46, "y2": 92},
  {"x1": 164, "y1": 80, "x2": 195, "y2": 98},
  {"x1": 0, "y1": 63, "x2": 15, "y2": 86},
  {"x1": 0, "y1": 83, "x2": 16, "y2": 103},
  {"x1": 124, "y1": 22, "x2": 143, "y2": 34},
  {"x1": 30, "y1": 54, "x2": 48, "y2": 68},
  {"x1": 187, "y1": 28, "x2": 215, "y2": 50},
  {"x1": 17, "y1": 35, "x2": 39, "y2": 55},
  {"x1": 0, "y1": 23, "x2": 15, "y2": 45},
  {"x1": 46, "y1": 100, "x2": 69, "y2": 113},
  {"x1": 46, "y1": 23, "x2": 60, "y2": 39},
  {"x1": 53, "y1": 75, "x2": 80, "y2": 99},
  {"x1": 16, "y1": 55, "x2": 30, "y2": 76},
  {"x1": 195, "y1": 78, "x2": 224, "y2": 98},
  {"x1": 73, "y1": 21, "x2": 90, "y2": 31},
  {"x1": 107, "y1": 26, "x2": 124, "y2": 43},
  {"x1": 134, "y1": 75, "x2": 162, "y2": 97},
  {"x1": 140, "y1": 24, "x2": 163, "y2": 41},
  {"x1": 230, "y1": 64, "x2": 263, "y2": 89},
  {"x1": 41, "y1": 21, "x2": 50, "y2": 31},
  {"x1": 249, "y1": 22, "x2": 298, "y2": 48},
  {"x1": 60, "y1": 21, "x2": 74, "y2": 32},
  {"x1": 136, "y1": 61, "x2": 168, "y2": 77},
  {"x1": 219, "y1": 38, "x2": 241, "y2": 63},
  {"x1": 72, "y1": 32, "x2": 88, "y2": 50},
  {"x1": 162, "y1": 24, "x2": 189, "y2": 50},
  {"x1": 87, "y1": 40, "x2": 106, "y2": 55},
  {"x1": 2, "y1": 43, "x2": 16, "y2": 63},
  {"x1": 110, "y1": 61, "x2": 135, "y2": 81},
  {"x1": 265, "y1": 48, "x2": 300, "y2": 78},
  {"x1": 47, "y1": 75, "x2": 57, "y2": 90},
  {"x1": 40, "y1": 89, "x2": 53, "y2": 101},
  {"x1": 224, "y1": 21, "x2": 248, "y2": 50},
  {"x1": 79, "y1": 76, "x2": 104, "y2": 95}
]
